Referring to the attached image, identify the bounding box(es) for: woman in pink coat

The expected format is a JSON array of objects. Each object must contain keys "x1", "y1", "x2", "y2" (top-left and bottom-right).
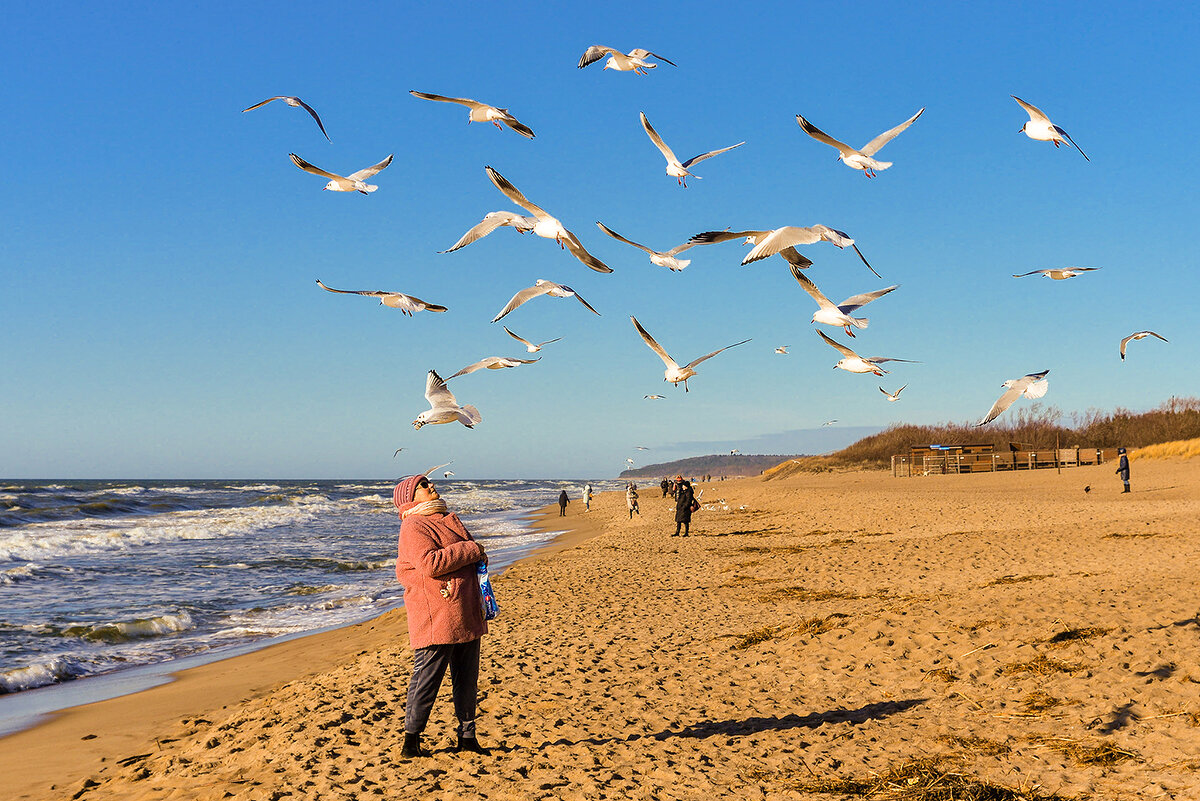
[{"x1": 393, "y1": 474, "x2": 488, "y2": 757}]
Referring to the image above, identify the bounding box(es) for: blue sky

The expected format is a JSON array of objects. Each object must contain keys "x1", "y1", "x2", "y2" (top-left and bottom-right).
[{"x1": 2, "y1": 1, "x2": 1197, "y2": 479}]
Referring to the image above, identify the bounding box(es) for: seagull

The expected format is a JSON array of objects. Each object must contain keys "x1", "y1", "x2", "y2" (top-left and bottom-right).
[
  {"x1": 443, "y1": 471, "x2": 455, "y2": 478},
  {"x1": 978, "y1": 370, "x2": 1049, "y2": 426},
  {"x1": 730, "y1": 449, "x2": 740, "y2": 455},
  {"x1": 795, "y1": 108, "x2": 924, "y2": 177},
  {"x1": 644, "y1": 394, "x2": 666, "y2": 400},
  {"x1": 880, "y1": 385, "x2": 907, "y2": 402},
  {"x1": 639, "y1": 112, "x2": 743, "y2": 187},
  {"x1": 504, "y1": 326, "x2": 562, "y2": 353},
  {"x1": 1120, "y1": 331, "x2": 1168, "y2": 361},
  {"x1": 243, "y1": 96, "x2": 330, "y2": 141},
  {"x1": 1012, "y1": 96, "x2": 1089, "y2": 161},
  {"x1": 687, "y1": 226, "x2": 880, "y2": 278},
  {"x1": 483, "y1": 167, "x2": 612, "y2": 273},
  {"x1": 440, "y1": 212, "x2": 538, "y2": 253},
  {"x1": 1013, "y1": 267, "x2": 1100, "y2": 280},
  {"x1": 817, "y1": 330, "x2": 918, "y2": 376},
  {"x1": 290, "y1": 153, "x2": 393, "y2": 194},
  {"x1": 392, "y1": 448, "x2": 405, "y2": 458},
  {"x1": 413, "y1": 370, "x2": 481, "y2": 430},
  {"x1": 595, "y1": 222, "x2": 697, "y2": 271},
  {"x1": 447, "y1": 356, "x2": 540, "y2": 379},
  {"x1": 790, "y1": 265, "x2": 898, "y2": 337},
  {"x1": 491, "y1": 280, "x2": 600, "y2": 323},
  {"x1": 821, "y1": 420, "x2": 838, "y2": 427},
  {"x1": 631, "y1": 316, "x2": 750, "y2": 392},
  {"x1": 577, "y1": 46, "x2": 676, "y2": 74},
  {"x1": 775, "y1": 346, "x2": 790, "y2": 355},
  {"x1": 626, "y1": 458, "x2": 635, "y2": 465},
  {"x1": 315, "y1": 280, "x2": 447, "y2": 315},
  {"x1": 409, "y1": 90, "x2": 535, "y2": 138},
  {"x1": 635, "y1": 446, "x2": 650, "y2": 450}
]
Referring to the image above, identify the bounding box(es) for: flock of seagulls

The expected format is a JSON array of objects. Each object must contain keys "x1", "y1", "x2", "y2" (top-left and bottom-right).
[{"x1": 240, "y1": 46, "x2": 1170, "y2": 446}]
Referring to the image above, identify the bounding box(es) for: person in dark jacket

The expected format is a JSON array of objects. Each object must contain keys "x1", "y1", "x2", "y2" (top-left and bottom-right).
[
  {"x1": 673, "y1": 477, "x2": 694, "y2": 536},
  {"x1": 1115, "y1": 447, "x2": 1130, "y2": 493},
  {"x1": 557, "y1": 489, "x2": 570, "y2": 516},
  {"x1": 660, "y1": 478, "x2": 670, "y2": 497}
]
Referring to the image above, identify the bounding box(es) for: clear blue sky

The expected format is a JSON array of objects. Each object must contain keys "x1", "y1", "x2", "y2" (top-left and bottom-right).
[{"x1": 2, "y1": 1, "x2": 1197, "y2": 479}]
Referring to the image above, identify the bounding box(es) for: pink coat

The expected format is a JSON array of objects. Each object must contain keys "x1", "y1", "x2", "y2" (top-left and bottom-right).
[{"x1": 395, "y1": 511, "x2": 487, "y2": 650}]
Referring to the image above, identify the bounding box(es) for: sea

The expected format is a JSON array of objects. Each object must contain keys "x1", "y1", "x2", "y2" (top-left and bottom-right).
[{"x1": 0, "y1": 478, "x2": 621, "y2": 734}]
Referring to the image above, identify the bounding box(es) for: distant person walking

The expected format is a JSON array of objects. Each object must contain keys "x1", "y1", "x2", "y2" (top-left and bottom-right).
[
  {"x1": 1115, "y1": 447, "x2": 1131, "y2": 493},
  {"x1": 673, "y1": 476, "x2": 695, "y2": 537},
  {"x1": 557, "y1": 489, "x2": 570, "y2": 516},
  {"x1": 626, "y1": 483, "x2": 640, "y2": 519},
  {"x1": 660, "y1": 478, "x2": 669, "y2": 497},
  {"x1": 583, "y1": 483, "x2": 593, "y2": 512}
]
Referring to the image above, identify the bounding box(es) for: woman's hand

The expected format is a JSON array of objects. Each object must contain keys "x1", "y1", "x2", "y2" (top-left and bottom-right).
[{"x1": 477, "y1": 544, "x2": 488, "y2": 564}]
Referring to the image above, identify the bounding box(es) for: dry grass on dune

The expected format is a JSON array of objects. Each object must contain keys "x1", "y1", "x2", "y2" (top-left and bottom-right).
[{"x1": 766, "y1": 397, "x2": 1200, "y2": 477}]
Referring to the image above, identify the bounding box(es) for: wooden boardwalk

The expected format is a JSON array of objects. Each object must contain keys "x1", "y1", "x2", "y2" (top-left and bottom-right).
[{"x1": 892, "y1": 446, "x2": 1121, "y2": 477}]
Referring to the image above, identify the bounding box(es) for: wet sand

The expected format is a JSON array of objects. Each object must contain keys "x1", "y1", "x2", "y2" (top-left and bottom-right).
[{"x1": 3, "y1": 460, "x2": 1199, "y2": 800}]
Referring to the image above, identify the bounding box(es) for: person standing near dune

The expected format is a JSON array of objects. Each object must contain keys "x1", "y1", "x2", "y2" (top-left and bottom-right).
[
  {"x1": 673, "y1": 477, "x2": 695, "y2": 537},
  {"x1": 1115, "y1": 447, "x2": 1131, "y2": 493},
  {"x1": 393, "y1": 474, "x2": 490, "y2": 757}
]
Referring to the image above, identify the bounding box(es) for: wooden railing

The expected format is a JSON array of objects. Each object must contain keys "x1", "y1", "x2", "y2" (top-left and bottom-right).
[{"x1": 891, "y1": 448, "x2": 1122, "y2": 477}]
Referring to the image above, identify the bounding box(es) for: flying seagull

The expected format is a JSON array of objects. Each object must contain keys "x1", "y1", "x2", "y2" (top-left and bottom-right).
[
  {"x1": 978, "y1": 370, "x2": 1050, "y2": 426},
  {"x1": 630, "y1": 316, "x2": 750, "y2": 392},
  {"x1": 639, "y1": 112, "x2": 743, "y2": 187},
  {"x1": 1120, "y1": 331, "x2": 1168, "y2": 361},
  {"x1": 243, "y1": 96, "x2": 330, "y2": 141},
  {"x1": 821, "y1": 420, "x2": 838, "y2": 427},
  {"x1": 595, "y1": 222, "x2": 697, "y2": 271},
  {"x1": 504, "y1": 326, "x2": 562, "y2": 353},
  {"x1": 790, "y1": 265, "x2": 898, "y2": 337},
  {"x1": 775, "y1": 346, "x2": 789, "y2": 355},
  {"x1": 483, "y1": 166, "x2": 612, "y2": 273},
  {"x1": 440, "y1": 211, "x2": 538, "y2": 253},
  {"x1": 625, "y1": 458, "x2": 635, "y2": 465},
  {"x1": 795, "y1": 108, "x2": 924, "y2": 177},
  {"x1": 880, "y1": 385, "x2": 907, "y2": 402},
  {"x1": 443, "y1": 471, "x2": 455, "y2": 478},
  {"x1": 290, "y1": 153, "x2": 393, "y2": 194},
  {"x1": 817, "y1": 330, "x2": 918, "y2": 376},
  {"x1": 635, "y1": 446, "x2": 650, "y2": 450},
  {"x1": 315, "y1": 280, "x2": 447, "y2": 315},
  {"x1": 1012, "y1": 96, "x2": 1089, "y2": 161},
  {"x1": 447, "y1": 356, "x2": 540, "y2": 379},
  {"x1": 644, "y1": 394, "x2": 666, "y2": 400},
  {"x1": 409, "y1": 90, "x2": 535, "y2": 138},
  {"x1": 578, "y1": 46, "x2": 675, "y2": 74},
  {"x1": 492, "y1": 279, "x2": 600, "y2": 323},
  {"x1": 687, "y1": 225, "x2": 880, "y2": 278},
  {"x1": 730, "y1": 449, "x2": 740, "y2": 455},
  {"x1": 413, "y1": 370, "x2": 481, "y2": 430},
  {"x1": 392, "y1": 448, "x2": 405, "y2": 458},
  {"x1": 1013, "y1": 267, "x2": 1100, "y2": 280}
]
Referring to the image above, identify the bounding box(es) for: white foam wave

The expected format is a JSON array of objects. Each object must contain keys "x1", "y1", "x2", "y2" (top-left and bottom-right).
[
  {"x1": 1, "y1": 563, "x2": 41, "y2": 585},
  {"x1": 68, "y1": 611, "x2": 195, "y2": 643},
  {"x1": 0, "y1": 657, "x2": 84, "y2": 694}
]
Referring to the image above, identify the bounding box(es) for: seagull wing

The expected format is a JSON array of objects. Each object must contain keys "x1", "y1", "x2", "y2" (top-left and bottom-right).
[
  {"x1": 789, "y1": 266, "x2": 838, "y2": 310},
  {"x1": 596, "y1": 222, "x2": 654, "y2": 255},
  {"x1": 503, "y1": 326, "x2": 535, "y2": 348},
  {"x1": 1053, "y1": 126, "x2": 1089, "y2": 161},
  {"x1": 315, "y1": 279, "x2": 384, "y2": 297},
  {"x1": 640, "y1": 112, "x2": 681, "y2": 165},
  {"x1": 743, "y1": 227, "x2": 818, "y2": 265},
  {"x1": 860, "y1": 107, "x2": 924, "y2": 156},
  {"x1": 425, "y1": 370, "x2": 458, "y2": 409},
  {"x1": 1022, "y1": 377, "x2": 1049, "y2": 399},
  {"x1": 290, "y1": 154, "x2": 344, "y2": 181},
  {"x1": 491, "y1": 283, "x2": 552, "y2": 323},
  {"x1": 578, "y1": 45, "x2": 620, "y2": 68},
  {"x1": 1011, "y1": 95, "x2": 1050, "y2": 124},
  {"x1": 440, "y1": 212, "x2": 525, "y2": 253},
  {"x1": 348, "y1": 154, "x2": 394, "y2": 181},
  {"x1": 569, "y1": 287, "x2": 602, "y2": 315},
  {"x1": 448, "y1": 359, "x2": 493, "y2": 379},
  {"x1": 684, "y1": 338, "x2": 752, "y2": 370},
  {"x1": 978, "y1": 385, "x2": 1023, "y2": 426},
  {"x1": 243, "y1": 96, "x2": 286, "y2": 112},
  {"x1": 409, "y1": 90, "x2": 481, "y2": 109},
  {"x1": 837, "y1": 284, "x2": 900, "y2": 314},
  {"x1": 501, "y1": 116, "x2": 536, "y2": 139},
  {"x1": 631, "y1": 316, "x2": 679, "y2": 370},
  {"x1": 868, "y1": 357, "x2": 920, "y2": 364},
  {"x1": 1012, "y1": 270, "x2": 1047, "y2": 278},
  {"x1": 795, "y1": 114, "x2": 856, "y2": 157},
  {"x1": 680, "y1": 141, "x2": 745, "y2": 169},
  {"x1": 1119, "y1": 333, "x2": 1134, "y2": 360},
  {"x1": 1146, "y1": 331, "x2": 1169, "y2": 342},
  {"x1": 879, "y1": 386, "x2": 891, "y2": 397},
  {"x1": 780, "y1": 247, "x2": 814, "y2": 269},
  {"x1": 485, "y1": 166, "x2": 549, "y2": 218},
  {"x1": 628, "y1": 49, "x2": 676, "y2": 66},
  {"x1": 664, "y1": 241, "x2": 699, "y2": 257},
  {"x1": 817, "y1": 329, "x2": 859, "y2": 359},
  {"x1": 382, "y1": 293, "x2": 447, "y2": 313},
  {"x1": 562, "y1": 230, "x2": 614, "y2": 273},
  {"x1": 294, "y1": 98, "x2": 331, "y2": 141},
  {"x1": 686, "y1": 230, "x2": 767, "y2": 246}
]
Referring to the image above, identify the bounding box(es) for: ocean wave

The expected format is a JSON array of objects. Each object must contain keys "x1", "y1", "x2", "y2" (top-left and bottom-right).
[
  {"x1": 0, "y1": 656, "x2": 88, "y2": 694},
  {"x1": 1, "y1": 563, "x2": 42, "y2": 585},
  {"x1": 60, "y1": 611, "x2": 195, "y2": 643}
]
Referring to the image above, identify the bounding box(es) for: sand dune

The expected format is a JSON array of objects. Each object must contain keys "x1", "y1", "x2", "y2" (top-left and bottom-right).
[{"x1": 3, "y1": 461, "x2": 1199, "y2": 800}]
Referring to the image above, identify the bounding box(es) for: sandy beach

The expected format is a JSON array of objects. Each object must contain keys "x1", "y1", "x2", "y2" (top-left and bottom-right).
[{"x1": 3, "y1": 460, "x2": 1199, "y2": 800}]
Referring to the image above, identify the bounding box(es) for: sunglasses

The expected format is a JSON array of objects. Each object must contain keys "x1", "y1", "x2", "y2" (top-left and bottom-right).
[{"x1": 415, "y1": 478, "x2": 432, "y2": 490}]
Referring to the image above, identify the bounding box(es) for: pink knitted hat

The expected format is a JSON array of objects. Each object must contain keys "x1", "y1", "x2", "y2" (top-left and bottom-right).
[{"x1": 393, "y1": 474, "x2": 427, "y2": 513}]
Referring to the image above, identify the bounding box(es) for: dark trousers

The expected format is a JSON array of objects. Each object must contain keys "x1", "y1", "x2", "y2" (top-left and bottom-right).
[{"x1": 404, "y1": 638, "x2": 481, "y2": 736}]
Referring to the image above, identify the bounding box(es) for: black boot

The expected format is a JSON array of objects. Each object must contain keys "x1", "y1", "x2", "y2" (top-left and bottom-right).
[
  {"x1": 401, "y1": 732, "x2": 428, "y2": 758},
  {"x1": 456, "y1": 735, "x2": 489, "y2": 755}
]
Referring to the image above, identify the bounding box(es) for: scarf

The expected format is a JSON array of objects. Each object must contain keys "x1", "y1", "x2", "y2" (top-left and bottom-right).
[{"x1": 400, "y1": 499, "x2": 448, "y2": 519}]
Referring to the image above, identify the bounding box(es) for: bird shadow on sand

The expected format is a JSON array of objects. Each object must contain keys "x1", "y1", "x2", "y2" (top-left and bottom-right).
[{"x1": 526, "y1": 698, "x2": 927, "y2": 750}]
